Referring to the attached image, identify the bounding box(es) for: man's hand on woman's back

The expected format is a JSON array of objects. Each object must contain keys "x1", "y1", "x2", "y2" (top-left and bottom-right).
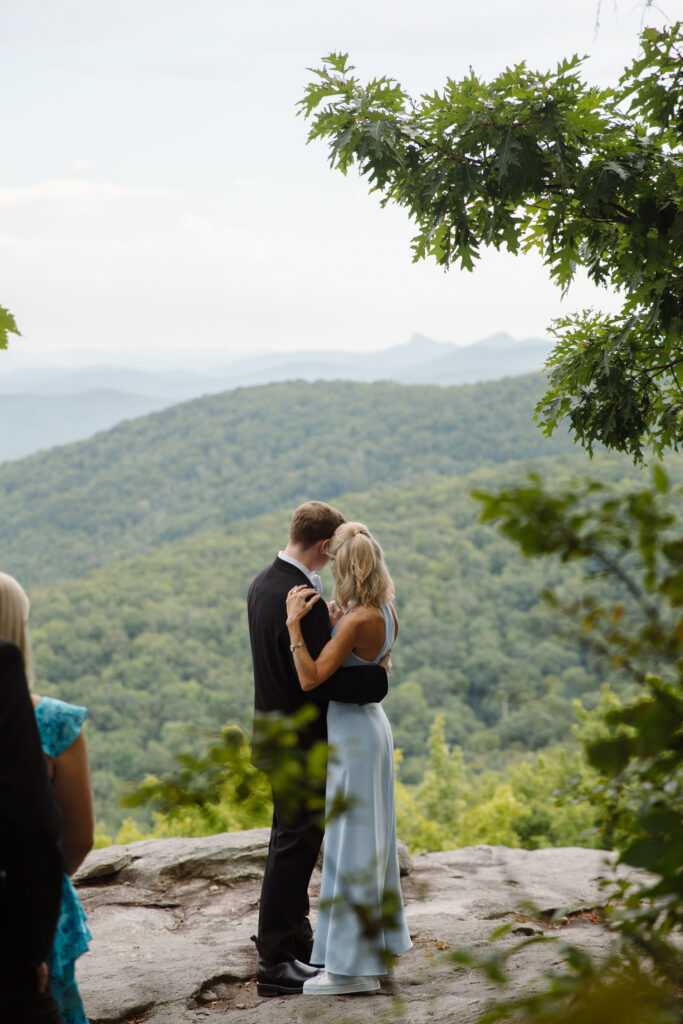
[{"x1": 380, "y1": 651, "x2": 392, "y2": 677}]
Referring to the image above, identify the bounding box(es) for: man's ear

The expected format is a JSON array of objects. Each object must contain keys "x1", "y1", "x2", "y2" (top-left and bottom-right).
[{"x1": 319, "y1": 538, "x2": 330, "y2": 557}]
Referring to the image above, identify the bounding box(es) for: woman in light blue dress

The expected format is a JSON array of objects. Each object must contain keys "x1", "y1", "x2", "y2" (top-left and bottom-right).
[
  {"x1": 285, "y1": 522, "x2": 412, "y2": 996},
  {"x1": 0, "y1": 572, "x2": 94, "y2": 1024}
]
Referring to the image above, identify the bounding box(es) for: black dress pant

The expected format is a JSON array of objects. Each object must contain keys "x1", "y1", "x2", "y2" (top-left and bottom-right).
[
  {"x1": 256, "y1": 783, "x2": 324, "y2": 965},
  {"x1": 0, "y1": 956, "x2": 64, "y2": 1024}
]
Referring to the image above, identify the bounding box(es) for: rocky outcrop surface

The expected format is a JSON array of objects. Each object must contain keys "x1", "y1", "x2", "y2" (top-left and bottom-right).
[{"x1": 72, "y1": 830, "x2": 629, "y2": 1024}]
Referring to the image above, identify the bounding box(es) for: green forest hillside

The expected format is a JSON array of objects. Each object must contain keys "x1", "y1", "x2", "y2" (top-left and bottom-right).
[
  {"x1": 1, "y1": 375, "x2": 575, "y2": 586},
  {"x1": 5, "y1": 373, "x2": 669, "y2": 835},
  {"x1": 29, "y1": 451, "x2": 656, "y2": 832}
]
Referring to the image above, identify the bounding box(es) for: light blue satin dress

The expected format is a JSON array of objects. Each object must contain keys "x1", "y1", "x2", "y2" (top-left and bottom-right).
[
  {"x1": 311, "y1": 604, "x2": 412, "y2": 975},
  {"x1": 35, "y1": 697, "x2": 92, "y2": 1024}
]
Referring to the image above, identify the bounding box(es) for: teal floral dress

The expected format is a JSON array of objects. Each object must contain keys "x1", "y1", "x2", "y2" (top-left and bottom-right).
[{"x1": 35, "y1": 697, "x2": 92, "y2": 1024}]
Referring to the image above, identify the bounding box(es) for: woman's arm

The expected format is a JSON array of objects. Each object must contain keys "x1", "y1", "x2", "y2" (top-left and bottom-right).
[
  {"x1": 52, "y1": 731, "x2": 95, "y2": 875},
  {"x1": 286, "y1": 586, "x2": 360, "y2": 690}
]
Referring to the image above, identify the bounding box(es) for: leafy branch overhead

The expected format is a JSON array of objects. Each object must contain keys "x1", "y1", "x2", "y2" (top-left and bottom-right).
[
  {"x1": 0, "y1": 306, "x2": 20, "y2": 349},
  {"x1": 300, "y1": 25, "x2": 683, "y2": 460}
]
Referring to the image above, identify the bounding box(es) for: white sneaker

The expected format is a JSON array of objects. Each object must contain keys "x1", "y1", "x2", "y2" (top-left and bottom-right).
[{"x1": 303, "y1": 970, "x2": 380, "y2": 995}]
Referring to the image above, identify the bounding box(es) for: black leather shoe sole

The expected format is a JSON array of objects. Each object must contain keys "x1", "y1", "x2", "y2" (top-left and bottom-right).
[
  {"x1": 256, "y1": 957, "x2": 319, "y2": 996},
  {"x1": 257, "y1": 981, "x2": 303, "y2": 996}
]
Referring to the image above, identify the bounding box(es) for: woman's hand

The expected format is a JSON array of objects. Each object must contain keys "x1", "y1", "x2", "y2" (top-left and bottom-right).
[
  {"x1": 286, "y1": 584, "x2": 320, "y2": 627},
  {"x1": 327, "y1": 600, "x2": 343, "y2": 626},
  {"x1": 34, "y1": 962, "x2": 49, "y2": 994}
]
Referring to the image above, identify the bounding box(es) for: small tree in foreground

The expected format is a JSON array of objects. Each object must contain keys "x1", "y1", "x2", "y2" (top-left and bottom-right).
[
  {"x1": 0, "y1": 306, "x2": 19, "y2": 349},
  {"x1": 466, "y1": 468, "x2": 683, "y2": 1022},
  {"x1": 299, "y1": 24, "x2": 683, "y2": 462}
]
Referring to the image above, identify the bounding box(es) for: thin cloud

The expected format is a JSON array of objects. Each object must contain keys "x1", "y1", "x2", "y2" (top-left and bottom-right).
[
  {"x1": 43, "y1": 58, "x2": 238, "y2": 81},
  {"x1": 0, "y1": 179, "x2": 181, "y2": 209}
]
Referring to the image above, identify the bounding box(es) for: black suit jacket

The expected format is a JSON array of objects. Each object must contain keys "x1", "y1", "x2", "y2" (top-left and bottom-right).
[
  {"x1": 0, "y1": 641, "x2": 63, "y2": 966},
  {"x1": 248, "y1": 557, "x2": 388, "y2": 759}
]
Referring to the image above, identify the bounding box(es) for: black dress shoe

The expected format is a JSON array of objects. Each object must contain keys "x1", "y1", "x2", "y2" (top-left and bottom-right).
[{"x1": 256, "y1": 958, "x2": 321, "y2": 996}]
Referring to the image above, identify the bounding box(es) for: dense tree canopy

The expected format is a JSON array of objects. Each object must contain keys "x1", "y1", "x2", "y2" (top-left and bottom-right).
[
  {"x1": 0, "y1": 375, "x2": 574, "y2": 585},
  {"x1": 1, "y1": 374, "x2": 599, "y2": 832},
  {"x1": 300, "y1": 24, "x2": 683, "y2": 460},
  {"x1": 30, "y1": 448, "x2": 674, "y2": 832},
  {"x1": 4, "y1": 373, "x2": 675, "y2": 835}
]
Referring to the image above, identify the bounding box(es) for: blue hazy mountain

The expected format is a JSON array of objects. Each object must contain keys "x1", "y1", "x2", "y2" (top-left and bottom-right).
[
  {"x1": 0, "y1": 391, "x2": 171, "y2": 462},
  {"x1": 0, "y1": 332, "x2": 551, "y2": 462}
]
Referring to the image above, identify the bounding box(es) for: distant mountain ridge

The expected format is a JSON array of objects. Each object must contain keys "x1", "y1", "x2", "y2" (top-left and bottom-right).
[
  {"x1": 0, "y1": 332, "x2": 552, "y2": 462},
  {"x1": 0, "y1": 333, "x2": 552, "y2": 456},
  {"x1": 0, "y1": 331, "x2": 551, "y2": 396},
  {"x1": 0, "y1": 390, "x2": 170, "y2": 462}
]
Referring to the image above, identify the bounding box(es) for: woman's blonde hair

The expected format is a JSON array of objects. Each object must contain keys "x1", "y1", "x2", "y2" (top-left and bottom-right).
[
  {"x1": 0, "y1": 572, "x2": 32, "y2": 683},
  {"x1": 327, "y1": 522, "x2": 394, "y2": 610}
]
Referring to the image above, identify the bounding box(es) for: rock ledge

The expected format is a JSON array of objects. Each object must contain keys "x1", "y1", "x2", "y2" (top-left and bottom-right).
[{"x1": 74, "y1": 831, "x2": 626, "y2": 1024}]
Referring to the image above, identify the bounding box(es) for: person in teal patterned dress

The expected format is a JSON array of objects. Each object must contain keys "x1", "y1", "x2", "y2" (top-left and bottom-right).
[
  {"x1": 33, "y1": 696, "x2": 94, "y2": 1023},
  {"x1": 0, "y1": 572, "x2": 94, "y2": 1024}
]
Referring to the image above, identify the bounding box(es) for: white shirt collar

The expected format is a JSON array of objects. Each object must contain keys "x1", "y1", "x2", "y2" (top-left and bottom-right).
[{"x1": 277, "y1": 551, "x2": 323, "y2": 593}]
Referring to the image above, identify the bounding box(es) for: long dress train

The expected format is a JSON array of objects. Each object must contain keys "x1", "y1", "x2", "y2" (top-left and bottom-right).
[{"x1": 311, "y1": 604, "x2": 412, "y2": 976}]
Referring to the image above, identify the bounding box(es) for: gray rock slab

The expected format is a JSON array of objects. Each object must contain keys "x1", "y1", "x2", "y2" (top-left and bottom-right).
[
  {"x1": 75, "y1": 829, "x2": 272, "y2": 890},
  {"x1": 406, "y1": 845, "x2": 617, "y2": 925},
  {"x1": 78, "y1": 890, "x2": 258, "y2": 1021},
  {"x1": 73, "y1": 833, "x2": 629, "y2": 1024},
  {"x1": 128, "y1": 920, "x2": 615, "y2": 1024},
  {"x1": 397, "y1": 839, "x2": 413, "y2": 877}
]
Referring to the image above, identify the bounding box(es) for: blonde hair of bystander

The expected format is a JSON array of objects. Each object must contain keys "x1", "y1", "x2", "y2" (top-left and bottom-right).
[{"x1": 0, "y1": 571, "x2": 32, "y2": 684}]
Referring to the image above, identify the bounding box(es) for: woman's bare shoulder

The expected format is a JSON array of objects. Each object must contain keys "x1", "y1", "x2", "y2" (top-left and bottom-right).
[
  {"x1": 336, "y1": 604, "x2": 382, "y2": 634},
  {"x1": 346, "y1": 604, "x2": 384, "y2": 622}
]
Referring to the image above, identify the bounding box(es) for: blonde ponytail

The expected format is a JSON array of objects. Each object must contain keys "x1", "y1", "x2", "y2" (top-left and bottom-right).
[{"x1": 328, "y1": 522, "x2": 394, "y2": 610}]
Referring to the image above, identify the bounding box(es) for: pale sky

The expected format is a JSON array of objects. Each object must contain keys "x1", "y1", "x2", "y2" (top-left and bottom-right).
[{"x1": 0, "y1": 0, "x2": 675, "y2": 363}]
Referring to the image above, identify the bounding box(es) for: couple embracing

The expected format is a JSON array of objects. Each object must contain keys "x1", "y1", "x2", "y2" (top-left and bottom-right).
[{"x1": 247, "y1": 501, "x2": 412, "y2": 997}]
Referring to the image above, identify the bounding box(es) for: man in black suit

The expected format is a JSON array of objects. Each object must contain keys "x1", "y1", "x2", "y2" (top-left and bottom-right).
[
  {"x1": 247, "y1": 501, "x2": 388, "y2": 996},
  {"x1": 0, "y1": 639, "x2": 65, "y2": 1023}
]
